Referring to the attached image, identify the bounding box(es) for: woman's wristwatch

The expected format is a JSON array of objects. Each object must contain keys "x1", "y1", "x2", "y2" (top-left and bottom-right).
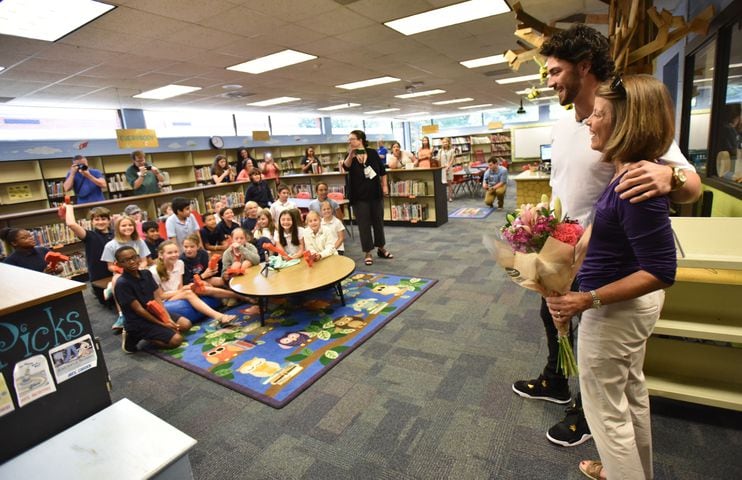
[{"x1": 589, "y1": 290, "x2": 602, "y2": 309}]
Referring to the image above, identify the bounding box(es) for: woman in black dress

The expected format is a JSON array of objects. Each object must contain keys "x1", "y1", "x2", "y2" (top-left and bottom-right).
[{"x1": 342, "y1": 130, "x2": 392, "y2": 266}]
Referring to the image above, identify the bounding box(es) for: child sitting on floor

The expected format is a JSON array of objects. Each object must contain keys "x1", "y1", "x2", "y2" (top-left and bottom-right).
[
  {"x1": 142, "y1": 220, "x2": 163, "y2": 260},
  {"x1": 199, "y1": 211, "x2": 227, "y2": 255},
  {"x1": 240, "y1": 201, "x2": 260, "y2": 232},
  {"x1": 221, "y1": 228, "x2": 260, "y2": 281},
  {"x1": 113, "y1": 246, "x2": 191, "y2": 354},
  {"x1": 0, "y1": 227, "x2": 60, "y2": 274},
  {"x1": 151, "y1": 240, "x2": 237, "y2": 327},
  {"x1": 319, "y1": 200, "x2": 345, "y2": 255},
  {"x1": 275, "y1": 209, "x2": 305, "y2": 259},
  {"x1": 269, "y1": 184, "x2": 297, "y2": 228},
  {"x1": 303, "y1": 211, "x2": 337, "y2": 261}
]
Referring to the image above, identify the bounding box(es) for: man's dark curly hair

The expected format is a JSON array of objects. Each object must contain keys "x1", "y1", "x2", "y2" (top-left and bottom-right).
[{"x1": 540, "y1": 24, "x2": 615, "y2": 82}]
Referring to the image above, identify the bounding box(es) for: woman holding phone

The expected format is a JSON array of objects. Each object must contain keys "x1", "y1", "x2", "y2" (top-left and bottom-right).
[{"x1": 343, "y1": 130, "x2": 392, "y2": 266}]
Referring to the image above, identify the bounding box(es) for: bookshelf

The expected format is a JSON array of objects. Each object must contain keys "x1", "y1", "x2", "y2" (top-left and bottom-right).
[
  {"x1": 384, "y1": 168, "x2": 448, "y2": 227},
  {"x1": 432, "y1": 131, "x2": 512, "y2": 167}
]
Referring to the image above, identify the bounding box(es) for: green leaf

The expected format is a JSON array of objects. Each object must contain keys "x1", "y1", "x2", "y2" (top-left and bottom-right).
[
  {"x1": 194, "y1": 336, "x2": 206, "y2": 345},
  {"x1": 285, "y1": 353, "x2": 309, "y2": 362}
]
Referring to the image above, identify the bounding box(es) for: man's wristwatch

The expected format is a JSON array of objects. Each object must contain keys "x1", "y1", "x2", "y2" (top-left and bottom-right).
[
  {"x1": 670, "y1": 166, "x2": 687, "y2": 192},
  {"x1": 589, "y1": 290, "x2": 602, "y2": 309}
]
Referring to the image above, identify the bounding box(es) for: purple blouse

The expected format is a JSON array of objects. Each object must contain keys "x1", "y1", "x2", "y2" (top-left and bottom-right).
[{"x1": 578, "y1": 173, "x2": 676, "y2": 291}]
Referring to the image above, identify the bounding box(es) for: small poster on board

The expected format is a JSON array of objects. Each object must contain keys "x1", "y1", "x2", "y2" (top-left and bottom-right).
[
  {"x1": 49, "y1": 334, "x2": 98, "y2": 384},
  {"x1": 0, "y1": 373, "x2": 15, "y2": 417},
  {"x1": 7, "y1": 184, "x2": 32, "y2": 201},
  {"x1": 13, "y1": 355, "x2": 56, "y2": 408}
]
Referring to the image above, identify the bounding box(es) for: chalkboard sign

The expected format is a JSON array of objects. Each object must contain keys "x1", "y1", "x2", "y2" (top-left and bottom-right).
[{"x1": 0, "y1": 291, "x2": 111, "y2": 463}]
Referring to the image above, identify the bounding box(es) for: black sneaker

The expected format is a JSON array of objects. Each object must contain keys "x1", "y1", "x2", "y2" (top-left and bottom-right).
[
  {"x1": 121, "y1": 330, "x2": 138, "y2": 354},
  {"x1": 546, "y1": 403, "x2": 592, "y2": 447},
  {"x1": 512, "y1": 375, "x2": 571, "y2": 404}
]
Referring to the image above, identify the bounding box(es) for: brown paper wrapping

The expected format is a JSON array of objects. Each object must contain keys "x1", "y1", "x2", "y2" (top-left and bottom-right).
[{"x1": 483, "y1": 224, "x2": 592, "y2": 297}]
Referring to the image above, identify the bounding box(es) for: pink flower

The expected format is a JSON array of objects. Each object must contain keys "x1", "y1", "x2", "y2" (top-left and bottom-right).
[{"x1": 553, "y1": 222, "x2": 584, "y2": 246}]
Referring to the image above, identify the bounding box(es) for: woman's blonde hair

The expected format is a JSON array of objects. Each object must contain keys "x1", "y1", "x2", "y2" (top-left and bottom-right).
[{"x1": 595, "y1": 74, "x2": 675, "y2": 164}]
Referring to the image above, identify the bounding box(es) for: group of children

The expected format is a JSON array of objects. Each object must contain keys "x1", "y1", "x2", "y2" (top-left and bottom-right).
[{"x1": 0, "y1": 179, "x2": 348, "y2": 354}]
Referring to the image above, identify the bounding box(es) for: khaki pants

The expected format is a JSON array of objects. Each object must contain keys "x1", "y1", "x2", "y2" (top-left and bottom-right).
[
  {"x1": 578, "y1": 289, "x2": 664, "y2": 480},
  {"x1": 484, "y1": 186, "x2": 506, "y2": 208}
]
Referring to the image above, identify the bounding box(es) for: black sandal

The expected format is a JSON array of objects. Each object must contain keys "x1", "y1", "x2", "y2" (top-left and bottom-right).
[{"x1": 377, "y1": 248, "x2": 394, "y2": 259}]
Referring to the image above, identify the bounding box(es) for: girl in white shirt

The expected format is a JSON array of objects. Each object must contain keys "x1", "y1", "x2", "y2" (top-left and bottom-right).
[
  {"x1": 319, "y1": 200, "x2": 345, "y2": 254},
  {"x1": 303, "y1": 211, "x2": 337, "y2": 261},
  {"x1": 150, "y1": 240, "x2": 236, "y2": 326},
  {"x1": 253, "y1": 208, "x2": 276, "y2": 243},
  {"x1": 274, "y1": 209, "x2": 304, "y2": 259}
]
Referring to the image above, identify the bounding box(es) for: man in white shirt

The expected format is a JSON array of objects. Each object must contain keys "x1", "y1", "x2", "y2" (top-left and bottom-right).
[{"x1": 511, "y1": 24, "x2": 700, "y2": 450}]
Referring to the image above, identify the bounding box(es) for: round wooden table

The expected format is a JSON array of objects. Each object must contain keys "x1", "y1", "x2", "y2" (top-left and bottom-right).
[{"x1": 229, "y1": 255, "x2": 356, "y2": 325}]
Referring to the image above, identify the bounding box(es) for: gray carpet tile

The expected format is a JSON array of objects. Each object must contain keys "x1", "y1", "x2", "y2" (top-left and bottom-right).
[{"x1": 76, "y1": 184, "x2": 741, "y2": 480}]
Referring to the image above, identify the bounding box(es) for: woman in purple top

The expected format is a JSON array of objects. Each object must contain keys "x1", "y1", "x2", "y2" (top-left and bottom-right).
[{"x1": 545, "y1": 75, "x2": 677, "y2": 480}]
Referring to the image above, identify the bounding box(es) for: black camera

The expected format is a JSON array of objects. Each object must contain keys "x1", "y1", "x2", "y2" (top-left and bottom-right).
[
  {"x1": 145, "y1": 165, "x2": 153, "y2": 170},
  {"x1": 76, "y1": 164, "x2": 89, "y2": 171}
]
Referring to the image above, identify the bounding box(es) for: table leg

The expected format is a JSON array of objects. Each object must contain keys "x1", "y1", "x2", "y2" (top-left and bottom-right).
[
  {"x1": 258, "y1": 296, "x2": 267, "y2": 326},
  {"x1": 335, "y1": 282, "x2": 346, "y2": 306}
]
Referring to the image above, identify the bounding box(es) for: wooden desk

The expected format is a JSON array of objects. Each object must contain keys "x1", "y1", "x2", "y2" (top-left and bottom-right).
[
  {"x1": 229, "y1": 255, "x2": 355, "y2": 325},
  {"x1": 513, "y1": 170, "x2": 551, "y2": 206}
]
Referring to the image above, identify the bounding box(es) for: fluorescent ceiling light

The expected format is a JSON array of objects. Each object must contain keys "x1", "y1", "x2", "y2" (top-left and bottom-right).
[
  {"x1": 515, "y1": 87, "x2": 552, "y2": 95},
  {"x1": 0, "y1": 0, "x2": 115, "y2": 42},
  {"x1": 432, "y1": 98, "x2": 474, "y2": 105},
  {"x1": 395, "y1": 89, "x2": 446, "y2": 99},
  {"x1": 364, "y1": 108, "x2": 400, "y2": 114},
  {"x1": 0, "y1": 66, "x2": 4, "y2": 72},
  {"x1": 226, "y1": 49, "x2": 317, "y2": 74},
  {"x1": 133, "y1": 85, "x2": 201, "y2": 100},
  {"x1": 336, "y1": 76, "x2": 401, "y2": 90},
  {"x1": 459, "y1": 103, "x2": 493, "y2": 110},
  {"x1": 397, "y1": 112, "x2": 429, "y2": 117},
  {"x1": 317, "y1": 103, "x2": 361, "y2": 111},
  {"x1": 246, "y1": 96, "x2": 301, "y2": 107},
  {"x1": 495, "y1": 74, "x2": 542, "y2": 85},
  {"x1": 385, "y1": 0, "x2": 511, "y2": 36},
  {"x1": 460, "y1": 54, "x2": 507, "y2": 69}
]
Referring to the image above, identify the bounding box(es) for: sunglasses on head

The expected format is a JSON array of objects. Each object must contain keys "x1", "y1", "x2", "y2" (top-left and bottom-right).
[{"x1": 610, "y1": 74, "x2": 626, "y2": 96}]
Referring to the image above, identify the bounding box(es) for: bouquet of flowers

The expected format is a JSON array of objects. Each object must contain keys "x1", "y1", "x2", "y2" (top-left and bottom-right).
[{"x1": 483, "y1": 195, "x2": 591, "y2": 376}]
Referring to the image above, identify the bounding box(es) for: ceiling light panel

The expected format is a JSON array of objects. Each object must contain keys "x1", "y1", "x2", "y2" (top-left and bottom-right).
[
  {"x1": 460, "y1": 54, "x2": 507, "y2": 69},
  {"x1": 395, "y1": 89, "x2": 446, "y2": 99},
  {"x1": 495, "y1": 74, "x2": 542, "y2": 85},
  {"x1": 335, "y1": 76, "x2": 401, "y2": 90},
  {"x1": 246, "y1": 96, "x2": 301, "y2": 107},
  {"x1": 397, "y1": 112, "x2": 429, "y2": 117},
  {"x1": 384, "y1": 0, "x2": 511, "y2": 36},
  {"x1": 0, "y1": 0, "x2": 115, "y2": 42},
  {"x1": 317, "y1": 103, "x2": 361, "y2": 111},
  {"x1": 458, "y1": 104, "x2": 492, "y2": 110},
  {"x1": 364, "y1": 108, "x2": 400, "y2": 114},
  {"x1": 515, "y1": 87, "x2": 552, "y2": 95},
  {"x1": 432, "y1": 98, "x2": 474, "y2": 105},
  {"x1": 226, "y1": 49, "x2": 317, "y2": 74},
  {"x1": 133, "y1": 85, "x2": 202, "y2": 100}
]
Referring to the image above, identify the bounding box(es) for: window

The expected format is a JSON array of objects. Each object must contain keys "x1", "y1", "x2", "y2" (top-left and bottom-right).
[
  {"x1": 144, "y1": 110, "x2": 235, "y2": 137},
  {"x1": 687, "y1": 42, "x2": 715, "y2": 175},
  {"x1": 269, "y1": 114, "x2": 322, "y2": 135},
  {"x1": 330, "y1": 116, "x2": 364, "y2": 133},
  {"x1": 431, "y1": 113, "x2": 482, "y2": 130},
  {"x1": 234, "y1": 113, "x2": 270, "y2": 136},
  {"x1": 0, "y1": 106, "x2": 120, "y2": 140},
  {"x1": 712, "y1": 23, "x2": 741, "y2": 184},
  {"x1": 363, "y1": 118, "x2": 393, "y2": 135}
]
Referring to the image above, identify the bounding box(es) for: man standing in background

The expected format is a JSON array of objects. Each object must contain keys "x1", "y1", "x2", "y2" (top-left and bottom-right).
[
  {"x1": 63, "y1": 155, "x2": 105, "y2": 204},
  {"x1": 126, "y1": 150, "x2": 164, "y2": 195}
]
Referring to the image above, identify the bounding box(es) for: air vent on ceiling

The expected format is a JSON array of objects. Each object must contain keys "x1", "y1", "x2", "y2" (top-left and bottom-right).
[
  {"x1": 483, "y1": 68, "x2": 512, "y2": 77},
  {"x1": 0, "y1": 97, "x2": 14, "y2": 103},
  {"x1": 221, "y1": 91, "x2": 254, "y2": 99}
]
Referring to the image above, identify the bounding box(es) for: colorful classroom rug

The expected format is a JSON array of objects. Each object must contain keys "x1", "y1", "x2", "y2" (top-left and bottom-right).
[
  {"x1": 449, "y1": 206, "x2": 494, "y2": 219},
  {"x1": 146, "y1": 273, "x2": 436, "y2": 408}
]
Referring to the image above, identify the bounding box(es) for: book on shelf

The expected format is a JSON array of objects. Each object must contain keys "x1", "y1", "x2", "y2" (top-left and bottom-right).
[
  {"x1": 327, "y1": 184, "x2": 345, "y2": 196},
  {"x1": 106, "y1": 173, "x2": 130, "y2": 192},
  {"x1": 59, "y1": 253, "x2": 87, "y2": 278},
  {"x1": 194, "y1": 166, "x2": 211, "y2": 183},
  {"x1": 390, "y1": 180, "x2": 427, "y2": 196},
  {"x1": 290, "y1": 183, "x2": 312, "y2": 195},
  {"x1": 390, "y1": 203, "x2": 428, "y2": 222},
  {"x1": 45, "y1": 180, "x2": 68, "y2": 197},
  {"x1": 29, "y1": 218, "x2": 92, "y2": 247}
]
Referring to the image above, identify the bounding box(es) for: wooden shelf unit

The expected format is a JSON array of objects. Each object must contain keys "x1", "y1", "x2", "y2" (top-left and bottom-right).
[
  {"x1": 384, "y1": 168, "x2": 448, "y2": 227},
  {"x1": 432, "y1": 131, "x2": 512, "y2": 167},
  {"x1": 644, "y1": 217, "x2": 742, "y2": 411}
]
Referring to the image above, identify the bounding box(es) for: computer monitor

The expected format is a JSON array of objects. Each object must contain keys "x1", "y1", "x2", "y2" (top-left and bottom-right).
[{"x1": 540, "y1": 144, "x2": 552, "y2": 161}]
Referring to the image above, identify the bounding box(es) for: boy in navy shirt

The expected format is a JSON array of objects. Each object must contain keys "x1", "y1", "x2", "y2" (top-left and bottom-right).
[
  {"x1": 244, "y1": 169, "x2": 274, "y2": 208},
  {"x1": 65, "y1": 205, "x2": 114, "y2": 305},
  {"x1": 142, "y1": 220, "x2": 163, "y2": 260},
  {"x1": 113, "y1": 246, "x2": 192, "y2": 353},
  {"x1": 0, "y1": 227, "x2": 52, "y2": 273}
]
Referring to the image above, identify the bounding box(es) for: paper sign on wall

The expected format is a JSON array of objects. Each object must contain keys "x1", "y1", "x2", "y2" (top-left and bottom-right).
[
  {"x1": 487, "y1": 121, "x2": 504, "y2": 130},
  {"x1": 252, "y1": 131, "x2": 270, "y2": 141},
  {"x1": 116, "y1": 129, "x2": 159, "y2": 149},
  {"x1": 7, "y1": 184, "x2": 32, "y2": 201},
  {"x1": 421, "y1": 124, "x2": 439, "y2": 135},
  {"x1": 49, "y1": 334, "x2": 98, "y2": 384}
]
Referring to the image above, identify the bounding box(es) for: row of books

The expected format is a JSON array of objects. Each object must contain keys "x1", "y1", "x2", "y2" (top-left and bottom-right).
[
  {"x1": 29, "y1": 219, "x2": 93, "y2": 247},
  {"x1": 489, "y1": 134, "x2": 511, "y2": 143},
  {"x1": 59, "y1": 253, "x2": 87, "y2": 278},
  {"x1": 45, "y1": 180, "x2": 68, "y2": 197},
  {"x1": 194, "y1": 166, "x2": 212, "y2": 182},
  {"x1": 390, "y1": 180, "x2": 428, "y2": 196},
  {"x1": 389, "y1": 203, "x2": 428, "y2": 222},
  {"x1": 107, "y1": 171, "x2": 172, "y2": 192},
  {"x1": 205, "y1": 192, "x2": 245, "y2": 212},
  {"x1": 491, "y1": 144, "x2": 511, "y2": 153}
]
